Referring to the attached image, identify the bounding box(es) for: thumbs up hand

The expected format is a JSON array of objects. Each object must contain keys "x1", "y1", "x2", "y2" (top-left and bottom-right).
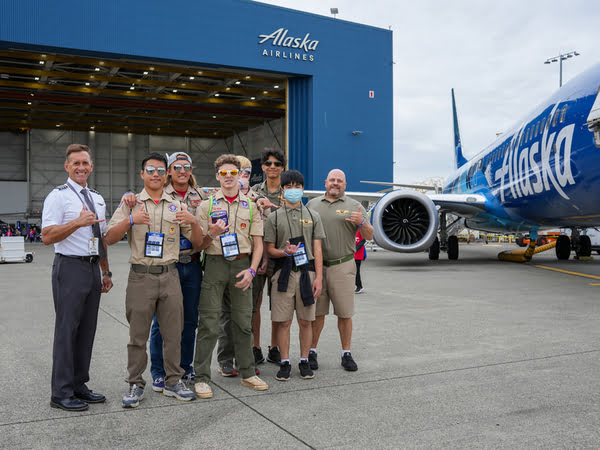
[
  {"x1": 132, "y1": 203, "x2": 151, "y2": 226},
  {"x1": 175, "y1": 203, "x2": 197, "y2": 225}
]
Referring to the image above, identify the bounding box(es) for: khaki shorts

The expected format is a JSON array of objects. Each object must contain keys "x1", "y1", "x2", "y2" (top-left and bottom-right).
[
  {"x1": 270, "y1": 269, "x2": 316, "y2": 322},
  {"x1": 316, "y1": 259, "x2": 356, "y2": 318}
]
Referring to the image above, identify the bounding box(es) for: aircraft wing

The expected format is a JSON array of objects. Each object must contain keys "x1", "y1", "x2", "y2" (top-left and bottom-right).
[{"x1": 303, "y1": 189, "x2": 487, "y2": 217}]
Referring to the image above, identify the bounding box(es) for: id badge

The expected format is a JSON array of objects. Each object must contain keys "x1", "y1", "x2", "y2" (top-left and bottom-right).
[
  {"x1": 220, "y1": 233, "x2": 240, "y2": 260},
  {"x1": 145, "y1": 232, "x2": 164, "y2": 258},
  {"x1": 88, "y1": 237, "x2": 99, "y2": 256},
  {"x1": 293, "y1": 243, "x2": 308, "y2": 266}
]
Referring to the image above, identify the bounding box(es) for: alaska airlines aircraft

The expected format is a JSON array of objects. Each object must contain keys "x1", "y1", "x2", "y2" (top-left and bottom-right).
[{"x1": 307, "y1": 62, "x2": 600, "y2": 261}]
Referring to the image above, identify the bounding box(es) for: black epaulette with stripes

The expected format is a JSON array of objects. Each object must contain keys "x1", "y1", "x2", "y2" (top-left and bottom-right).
[
  {"x1": 56, "y1": 184, "x2": 68, "y2": 190},
  {"x1": 88, "y1": 188, "x2": 100, "y2": 195}
]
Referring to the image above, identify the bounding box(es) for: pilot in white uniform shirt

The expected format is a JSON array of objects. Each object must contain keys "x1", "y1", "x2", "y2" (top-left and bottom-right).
[{"x1": 42, "y1": 177, "x2": 107, "y2": 255}]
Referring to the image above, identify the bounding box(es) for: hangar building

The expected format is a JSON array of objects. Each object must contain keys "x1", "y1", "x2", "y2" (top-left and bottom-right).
[{"x1": 0, "y1": 0, "x2": 393, "y2": 223}]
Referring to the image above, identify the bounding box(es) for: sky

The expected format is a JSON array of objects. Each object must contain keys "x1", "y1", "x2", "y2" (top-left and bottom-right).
[{"x1": 256, "y1": 0, "x2": 600, "y2": 184}]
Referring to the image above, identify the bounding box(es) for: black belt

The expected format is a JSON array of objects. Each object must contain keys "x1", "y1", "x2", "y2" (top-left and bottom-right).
[
  {"x1": 323, "y1": 254, "x2": 354, "y2": 267},
  {"x1": 57, "y1": 253, "x2": 99, "y2": 264},
  {"x1": 131, "y1": 263, "x2": 176, "y2": 274},
  {"x1": 178, "y1": 253, "x2": 200, "y2": 264}
]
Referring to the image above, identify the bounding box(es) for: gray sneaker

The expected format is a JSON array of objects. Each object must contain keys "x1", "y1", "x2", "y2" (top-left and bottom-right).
[
  {"x1": 122, "y1": 384, "x2": 144, "y2": 408},
  {"x1": 163, "y1": 380, "x2": 196, "y2": 401}
]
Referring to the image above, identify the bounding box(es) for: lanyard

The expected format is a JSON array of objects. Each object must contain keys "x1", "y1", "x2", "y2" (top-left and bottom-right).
[
  {"x1": 144, "y1": 199, "x2": 165, "y2": 234},
  {"x1": 284, "y1": 204, "x2": 303, "y2": 239},
  {"x1": 226, "y1": 197, "x2": 240, "y2": 232},
  {"x1": 66, "y1": 183, "x2": 95, "y2": 216}
]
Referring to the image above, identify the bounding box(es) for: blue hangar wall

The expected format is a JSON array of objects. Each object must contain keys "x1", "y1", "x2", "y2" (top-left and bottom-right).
[{"x1": 0, "y1": 0, "x2": 393, "y2": 190}]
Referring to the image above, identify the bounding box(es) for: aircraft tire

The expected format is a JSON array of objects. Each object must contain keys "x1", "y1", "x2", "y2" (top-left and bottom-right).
[
  {"x1": 429, "y1": 237, "x2": 440, "y2": 260},
  {"x1": 447, "y1": 235, "x2": 459, "y2": 260},
  {"x1": 577, "y1": 235, "x2": 592, "y2": 257},
  {"x1": 555, "y1": 235, "x2": 571, "y2": 260}
]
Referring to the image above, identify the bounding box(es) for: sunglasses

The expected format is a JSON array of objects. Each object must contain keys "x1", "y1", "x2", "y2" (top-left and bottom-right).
[
  {"x1": 218, "y1": 169, "x2": 239, "y2": 177},
  {"x1": 264, "y1": 160, "x2": 283, "y2": 167},
  {"x1": 242, "y1": 167, "x2": 252, "y2": 174},
  {"x1": 172, "y1": 164, "x2": 192, "y2": 172},
  {"x1": 145, "y1": 166, "x2": 166, "y2": 176}
]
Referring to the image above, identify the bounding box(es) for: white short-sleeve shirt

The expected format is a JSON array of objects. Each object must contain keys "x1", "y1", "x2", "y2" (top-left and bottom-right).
[{"x1": 42, "y1": 178, "x2": 107, "y2": 256}]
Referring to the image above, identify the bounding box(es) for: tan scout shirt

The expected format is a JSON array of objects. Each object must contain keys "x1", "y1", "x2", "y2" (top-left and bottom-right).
[
  {"x1": 165, "y1": 184, "x2": 209, "y2": 256},
  {"x1": 107, "y1": 188, "x2": 192, "y2": 265},
  {"x1": 264, "y1": 204, "x2": 325, "y2": 261},
  {"x1": 306, "y1": 195, "x2": 367, "y2": 261},
  {"x1": 252, "y1": 180, "x2": 283, "y2": 218},
  {"x1": 196, "y1": 190, "x2": 263, "y2": 256}
]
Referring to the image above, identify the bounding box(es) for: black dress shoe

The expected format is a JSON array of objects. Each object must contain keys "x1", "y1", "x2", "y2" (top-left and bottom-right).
[
  {"x1": 74, "y1": 390, "x2": 106, "y2": 403},
  {"x1": 50, "y1": 396, "x2": 89, "y2": 411}
]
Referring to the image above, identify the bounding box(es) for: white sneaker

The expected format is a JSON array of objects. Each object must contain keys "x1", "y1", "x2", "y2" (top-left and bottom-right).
[
  {"x1": 355, "y1": 287, "x2": 365, "y2": 294},
  {"x1": 194, "y1": 381, "x2": 213, "y2": 399}
]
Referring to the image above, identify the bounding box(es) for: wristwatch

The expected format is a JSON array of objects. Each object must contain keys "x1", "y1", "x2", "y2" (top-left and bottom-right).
[{"x1": 102, "y1": 271, "x2": 112, "y2": 277}]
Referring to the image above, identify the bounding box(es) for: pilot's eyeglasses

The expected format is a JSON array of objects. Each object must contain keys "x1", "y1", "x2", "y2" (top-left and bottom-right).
[
  {"x1": 145, "y1": 166, "x2": 166, "y2": 176},
  {"x1": 264, "y1": 160, "x2": 283, "y2": 167},
  {"x1": 218, "y1": 169, "x2": 239, "y2": 177},
  {"x1": 173, "y1": 164, "x2": 192, "y2": 172}
]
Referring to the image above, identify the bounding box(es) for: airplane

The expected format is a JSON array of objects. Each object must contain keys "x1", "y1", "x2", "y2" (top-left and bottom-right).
[{"x1": 305, "y1": 61, "x2": 600, "y2": 262}]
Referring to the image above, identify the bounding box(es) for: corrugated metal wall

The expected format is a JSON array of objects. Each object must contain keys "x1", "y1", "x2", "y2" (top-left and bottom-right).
[{"x1": 0, "y1": 118, "x2": 283, "y2": 222}]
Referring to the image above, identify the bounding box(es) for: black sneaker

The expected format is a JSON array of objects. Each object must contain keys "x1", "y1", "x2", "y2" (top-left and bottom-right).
[
  {"x1": 253, "y1": 346, "x2": 265, "y2": 365},
  {"x1": 341, "y1": 352, "x2": 358, "y2": 371},
  {"x1": 298, "y1": 360, "x2": 314, "y2": 379},
  {"x1": 267, "y1": 346, "x2": 281, "y2": 365},
  {"x1": 308, "y1": 350, "x2": 318, "y2": 370},
  {"x1": 275, "y1": 361, "x2": 291, "y2": 381}
]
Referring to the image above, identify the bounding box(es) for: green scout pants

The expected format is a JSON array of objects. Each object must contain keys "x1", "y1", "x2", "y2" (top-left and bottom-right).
[{"x1": 194, "y1": 255, "x2": 254, "y2": 380}]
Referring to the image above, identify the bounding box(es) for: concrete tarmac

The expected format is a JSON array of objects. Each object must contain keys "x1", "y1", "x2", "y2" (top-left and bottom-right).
[{"x1": 2, "y1": 242, "x2": 600, "y2": 448}]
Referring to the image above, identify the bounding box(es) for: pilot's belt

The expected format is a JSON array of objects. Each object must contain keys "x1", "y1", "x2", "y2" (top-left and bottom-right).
[
  {"x1": 131, "y1": 263, "x2": 176, "y2": 274},
  {"x1": 323, "y1": 254, "x2": 354, "y2": 267},
  {"x1": 57, "y1": 253, "x2": 99, "y2": 264},
  {"x1": 178, "y1": 253, "x2": 200, "y2": 264}
]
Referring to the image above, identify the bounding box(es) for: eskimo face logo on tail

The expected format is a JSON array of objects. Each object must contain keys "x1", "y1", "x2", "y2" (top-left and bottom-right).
[{"x1": 494, "y1": 122, "x2": 576, "y2": 202}]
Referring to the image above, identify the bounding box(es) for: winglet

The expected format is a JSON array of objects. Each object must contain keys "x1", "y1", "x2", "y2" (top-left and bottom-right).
[{"x1": 452, "y1": 89, "x2": 468, "y2": 169}]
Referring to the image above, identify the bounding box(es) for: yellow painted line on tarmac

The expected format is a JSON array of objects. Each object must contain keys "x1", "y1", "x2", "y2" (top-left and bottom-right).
[
  {"x1": 589, "y1": 283, "x2": 600, "y2": 286},
  {"x1": 535, "y1": 265, "x2": 600, "y2": 281}
]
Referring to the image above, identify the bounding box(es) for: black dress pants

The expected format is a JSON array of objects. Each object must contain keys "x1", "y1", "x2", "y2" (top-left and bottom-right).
[{"x1": 51, "y1": 254, "x2": 101, "y2": 399}]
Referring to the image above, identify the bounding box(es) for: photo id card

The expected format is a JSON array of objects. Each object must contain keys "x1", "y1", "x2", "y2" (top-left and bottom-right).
[
  {"x1": 293, "y1": 242, "x2": 308, "y2": 266},
  {"x1": 220, "y1": 233, "x2": 240, "y2": 260},
  {"x1": 145, "y1": 232, "x2": 164, "y2": 258},
  {"x1": 88, "y1": 237, "x2": 99, "y2": 256}
]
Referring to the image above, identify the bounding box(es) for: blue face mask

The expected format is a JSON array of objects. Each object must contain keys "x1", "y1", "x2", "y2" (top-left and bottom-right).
[{"x1": 284, "y1": 188, "x2": 304, "y2": 204}]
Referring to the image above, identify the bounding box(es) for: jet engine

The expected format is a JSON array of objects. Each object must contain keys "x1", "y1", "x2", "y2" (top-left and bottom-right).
[{"x1": 371, "y1": 190, "x2": 439, "y2": 252}]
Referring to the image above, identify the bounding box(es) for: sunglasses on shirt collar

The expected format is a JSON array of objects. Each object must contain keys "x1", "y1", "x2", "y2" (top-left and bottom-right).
[{"x1": 145, "y1": 166, "x2": 167, "y2": 176}]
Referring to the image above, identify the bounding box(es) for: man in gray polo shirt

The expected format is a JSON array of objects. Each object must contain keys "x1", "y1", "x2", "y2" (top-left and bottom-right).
[{"x1": 306, "y1": 169, "x2": 374, "y2": 371}]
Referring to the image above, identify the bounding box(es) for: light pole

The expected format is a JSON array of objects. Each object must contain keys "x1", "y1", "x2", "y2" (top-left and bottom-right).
[{"x1": 544, "y1": 51, "x2": 579, "y2": 87}]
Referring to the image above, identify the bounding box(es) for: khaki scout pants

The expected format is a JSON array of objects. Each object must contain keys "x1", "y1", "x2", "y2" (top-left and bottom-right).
[
  {"x1": 125, "y1": 268, "x2": 184, "y2": 388},
  {"x1": 194, "y1": 255, "x2": 254, "y2": 380}
]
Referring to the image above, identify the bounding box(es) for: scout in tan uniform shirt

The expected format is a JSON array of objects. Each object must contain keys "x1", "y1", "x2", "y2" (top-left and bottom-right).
[
  {"x1": 217, "y1": 155, "x2": 263, "y2": 377},
  {"x1": 250, "y1": 148, "x2": 286, "y2": 366},
  {"x1": 120, "y1": 151, "x2": 209, "y2": 389},
  {"x1": 105, "y1": 153, "x2": 203, "y2": 408},
  {"x1": 192, "y1": 154, "x2": 269, "y2": 399},
  {"x1": 306, "y1": 169, "x2": 374, "y2": 372},
  {"x1": 264, "y1": 170, "x2": 325, "y2": 381}
]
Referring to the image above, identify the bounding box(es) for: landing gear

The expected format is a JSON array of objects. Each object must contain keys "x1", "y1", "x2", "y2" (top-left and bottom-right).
[
  {"x1": 577, "y1": 234, "x2": 592, "y2": 258},
  {"x1": 448, "y1": 235, "x2": 459, "y2": 260},
  {"x1": 429, "y1": 237, "x2": 440, "y2": 260},
  {"x1": 435, "y1": 212, "x2": 460, "y2": 260},
  {"x1": 555, "y1": 235, "x2": 571, "y2": 260}
]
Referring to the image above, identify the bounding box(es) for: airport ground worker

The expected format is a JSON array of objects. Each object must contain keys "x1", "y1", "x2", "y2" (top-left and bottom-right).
[
  {"x1": 307, "y1": 169, "x2": 374, "y2": 371},
  {"x1": 42, "y1": 143, "x2": 113, "y2": 412}
]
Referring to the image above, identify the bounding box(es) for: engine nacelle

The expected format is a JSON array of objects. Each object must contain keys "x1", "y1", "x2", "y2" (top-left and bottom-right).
[{"x1": 371, "y1": 189, "x2": 439, "y2": 252}]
